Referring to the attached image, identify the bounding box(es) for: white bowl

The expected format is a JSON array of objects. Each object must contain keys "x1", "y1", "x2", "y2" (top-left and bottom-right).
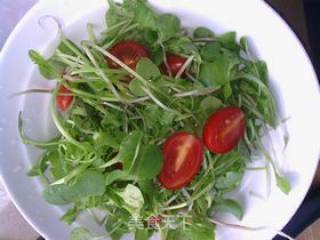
[{"x1": 0, "y1": 0, "x2": 320, "y2": 239}]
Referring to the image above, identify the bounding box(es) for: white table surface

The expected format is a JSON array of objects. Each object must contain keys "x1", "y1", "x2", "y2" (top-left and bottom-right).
[{"x1": 0, "y1": 1, "x2": 40, "y2": 239}]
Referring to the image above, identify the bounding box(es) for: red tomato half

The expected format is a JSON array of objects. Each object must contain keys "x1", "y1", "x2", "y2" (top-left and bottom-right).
[
  {"x1": 159, "y1": 132, "x2": 204, "y2": 190},
  {"x1": 161, "y1": 54, "x2": 187, "y2": 77},
  {"x1": 56, "y1": 85, "x2": 73, "y2": 112},
  {"x1": 203, "y1": 107, "x2": 246, "y2": 154},
  {"x1": 107, "y1": 40, "x2": 149, "y2": 70}
]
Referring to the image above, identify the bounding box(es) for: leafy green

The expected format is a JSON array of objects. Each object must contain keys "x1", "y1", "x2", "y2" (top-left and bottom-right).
[
  {"x1": 199, "y1": 56, "x2": 236, "y2": 87},
  {"x1": 29, "y1": 50, "x2": 64, "y2": 79},
  {"x1": 70, "y1": 227, "x2": 93, "y2": 240},
  {"x1": 210, "y1": 198, "x2": 244, "y2": 220},
  {"x1": 193, "y1": 27, "x2": 214, "y2": 39},
  {"x1": 116, "y1": 184, "x2": 144, "y2": 216},
  {"x1": 43, "y1": 170, "x2": 105, "y2": 205}
]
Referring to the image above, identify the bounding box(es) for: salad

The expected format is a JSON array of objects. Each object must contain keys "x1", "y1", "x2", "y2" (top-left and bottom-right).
[{"x1": 19, "y1": 0, "x2": 291, "y2": 239}]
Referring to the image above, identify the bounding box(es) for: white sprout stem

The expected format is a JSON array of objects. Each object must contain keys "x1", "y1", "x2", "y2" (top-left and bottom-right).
[
  {"x1": 10, "y1": 88, "x2": 52, "y2": 98},
  {"x1": 82, "y1": 45, "x2": 121, "y2": 100},
  {"x1": 174, "y1": 87, "x2": 220, "y2": 97},
  {"x1": 160, "y1": 43, "x2": 172, "y2": 78},
  {"x1": 56, "y1": 50, "x2": 86, "y2": 65},
  {"x1": 208, "y1": 218, "x2": 294, "y2": 240},
  {"x1": 162, "y1": 202, "x2": 188, "y2": 211},
  {"x1": 50, "y1": 93, "x2": 84, "y2": 149},
  {"x1": 141, "y1": 86, "x2": 175, "y2": 113},
  {"x1": 102, "y1": 102, "x2": 124, "y2": 112},
  {"x1": 175, "y1": 56, "x2": 194, "y2": 79},
  {"x1": 98, "y1": 158, "x2": 121, "y2": 169},
  {"x1": 103, "y1": 20, "x2": 130, "y2": 34}
]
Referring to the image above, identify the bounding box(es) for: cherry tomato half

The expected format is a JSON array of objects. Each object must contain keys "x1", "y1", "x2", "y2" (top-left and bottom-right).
[
  {"x1": 159, "y1": 132, "x2": 204, "y2": 190},
  {"x1": 203, "y1": 107, "x2": 246, "y2": 154},
  {"x1": 161, "y1": 54, "x2": 187, "y2": 77},
  {"x1": 107, "y1": 40, "x2": 149, "y2": 70},
  {"x1": 56, "y1": 85, "x2": 73, "y2": 112}
]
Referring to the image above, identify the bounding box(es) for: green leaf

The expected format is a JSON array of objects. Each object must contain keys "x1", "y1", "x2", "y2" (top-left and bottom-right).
[
  {"x1": 42, "y1": 170, "x2": 105, "y2": 205},
  {"x1": 200, "y1": 42, "x2": 221, "y2": 61},
  {"x1": 223, "y1": 83, "x2": 232, "y2": 100},
  {"x1": 61, "y1": 206, "x2": 81, "y2": 225},
  {"x1": 217, "y1": 31, "x2": 239, "y2": 51},
  {"x1": 199, "y1": 56, "x2": 235, "y2": 87},
  {"x1": 129, "y1": 79, "x2": 147, "y2": 97},
  {"x1": 116, "y1": 184, "x2": 144, "y2": 216},
  {"x1": 29, "y1": 50, "x2": 64, "y2": 79},
  {"x1": 136, "y1": 58, "x2": 161, "y2": 80},
  {"x1": 117, "y1": 130, "x2": 143, "y2": 171},
  {"x1": 93, "y1": 132, "x2": 119, "y2": 149},
  {"x1": 43, "y1": 184, "x2": 77, "y2": 205},
  {"x1": 132, "y1": 144, "x2": 163, "y2": 180},
  {"x1": 105, "y1": 170, "x2": 133, "y2": 186},
  {"x1": 193, "y1": 27, "x2": 215, "y2": 39},
  {"x1": 200, "y1": 96, "x2": 223, "y2": 116},
  {"x1": 124, "y1": 0, "x2": 158, "y2": 30},
  {"x1": 27, "y1": 152, "x2": 50, "y2": 177},
  {"x1": 135, "y1": 228, "x2": 150, "y2": 240},
  {"x1": 106, "y1": 0, "x2": 131, "y2": 27},
  {"x1": 211, "y1": 198, "x2": 244, "y2": 220},
  {"x1": 186, "y1": 217, "x2": 215, "y2": 240},
  {"x1": 158, "y1": 14, "x2": 180, "y2": 41},
  {"x1": 276, "y1": 175, "x2": 291, "y2": 194},
  {"x1": 70, "y1": 227, "x2": 93, "y2": 240},
  {"x1": 73, "y1": 170, "x2": 106, "y2": 198},
  {"x1": 167, "y1": 228, "x2": 190, "y2": 240}
]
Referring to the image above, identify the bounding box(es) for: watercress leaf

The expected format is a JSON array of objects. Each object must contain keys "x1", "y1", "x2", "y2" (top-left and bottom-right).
[
  {"x1": 129, "y1": 79, "x2": 147, "y2": 97},
  {"x1": 223, "y1": 83, "x2": 232, "y2": 100},
  {"x1": 167, "y1": 228, "x2": 190, "y2": 240},
  {"x1": 124, "y1": 0, "x2": 158, "y2": 30},
  {"x1": 27, "y1": 152, "x2": 50, "y2": 177},
  {"x1": 193, "y1": 27, "x2": 215, "y2": 39},
  {"x1": 158, "y1": 14, "x2": 180, "y2": 41},
  {"x1": 43, "y1": 184, "x2": 77, "y2": 205},
  {"x1": 217, "y1": 31, "x2": 239, "y2": 51},
  {"x1": 136, "y1": 58, "x2": 161, "y2": 79},
  {"x1": 132, "y1": 144, "x2": 163, "y2": 180},
  {"x1": 49, "y1": 151, "x2": 68, "y2": 180},
  {"x1": 106, "y1": 0, "x2": 131, "y2": 27},
  {"x1": 199, "y1": 56, "x2": 234, "y2": 87},
  {"x1": 239, "y1": 36, "x2": 249, "y2": 53},
  {"x1": 116, "y1": 184, "x2": 144, "y2": 216},
  {"x1": 93, "y1": 132, "x2": 119, "y2": 149},
  {"x1": 29, "y1": 50, "x2": 64, "y2": 79},
  {"x1": 70, "y1": 227, "x2": 93, "y2": 240},
  {"x1": 276, "y1": 175, "x2": 291, "y2": 194},
  {"x1": 105, "y1": 170, "x2": 133, "y2": 186},
  {"x1": 61, "y1": 206, "x2": 81, "y2": 225},
  {"x1": 200, "y1": 96, "x2": 223, "y2": 116},
  {"x1": 200, "y1": 42, "x2": 221, "y2": 61},
  {"x1": 186, "y1": 217, "x2": 215, "y2": 240},
  {"x1": 117, "y1": 130, "x2": 143, "y2": 171},
  {"x1": 211, "y1": 198, "x2": 244, "y2": 220},
  {"x1": 73, "y1": 170, "x2": 105, "y2": 198},
  {"x1": 135, "y1": 228, "x2": 150, "y2": 240}
]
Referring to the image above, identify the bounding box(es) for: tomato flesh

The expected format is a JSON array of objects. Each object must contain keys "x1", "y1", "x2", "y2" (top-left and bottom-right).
[
  {"x1": 56, "y1": 85, "x2": 73, "y2": 112},
  {"x1": 107, "y1": 40, "x2": 149, "y2": 70},
  {"x1": 159, "y1": 132, "x2": 204, "y2": 190},
  {"x1": 203, "y1": 107, "x2": 246, "y2": 154},
  {"x1": 161, "y1": 54, "x2": 187, "y2": 77}
]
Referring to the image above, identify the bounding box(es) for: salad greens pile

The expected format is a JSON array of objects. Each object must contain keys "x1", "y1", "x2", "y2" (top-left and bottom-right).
[{"x1": 19, "y1": 0, "x2": 290, "y2": 239}]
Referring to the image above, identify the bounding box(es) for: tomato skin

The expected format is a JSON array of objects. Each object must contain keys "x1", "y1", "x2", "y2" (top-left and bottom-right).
[
  {"x1": 203, "y1": 107, "x2": 246, "y2": 154},
  {"x1": 161, "y1": 54, "x2": 187, "y2": 77},
  {"x1": 159, "y1": 132, "x2": 204, "y2": 190},
  {"x1": 56, "y1": 85, "x2": 73, "y2": 112},
  {"x1": 107, "y1": 40, "x2": 149, "y2": 70}
]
